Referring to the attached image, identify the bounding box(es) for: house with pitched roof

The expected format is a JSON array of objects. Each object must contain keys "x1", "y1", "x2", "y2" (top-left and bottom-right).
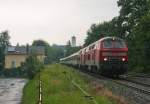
[{"x1": 5, "y1": 46, "x2": 45, "y2": 69}]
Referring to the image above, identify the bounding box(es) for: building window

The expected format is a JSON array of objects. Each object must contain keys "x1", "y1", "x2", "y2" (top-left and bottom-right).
[{"x1": 11, "y1": 61, "x2": 16, "y2": 68}]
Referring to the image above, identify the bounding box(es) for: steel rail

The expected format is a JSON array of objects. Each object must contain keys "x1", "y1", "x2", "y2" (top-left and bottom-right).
[
  {"x1": 120, "y1": 77, "x2": 150, "y2": 88},
  {"x1": 79, "y1": 69, "x2": 150, "y2": 96},
  {"x1": 113, "y1": 80, "x2": 150, "y2": 95}
]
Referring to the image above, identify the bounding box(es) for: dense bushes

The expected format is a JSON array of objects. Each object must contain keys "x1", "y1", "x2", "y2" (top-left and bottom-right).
[
  {"x1": 0, "y1": 67, "x2": 24, "y2": 77},
  {"x1": 129, "y1": 13, "x2": 150, "y2": 72},
  {"x1": 22, "y1": 55, "x2": 44, "y2": 79}
]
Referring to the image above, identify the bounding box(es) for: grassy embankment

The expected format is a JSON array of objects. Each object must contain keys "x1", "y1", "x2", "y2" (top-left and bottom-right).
[{"x1": 22, "y1": 64, "x2": 125, "y2": 104}]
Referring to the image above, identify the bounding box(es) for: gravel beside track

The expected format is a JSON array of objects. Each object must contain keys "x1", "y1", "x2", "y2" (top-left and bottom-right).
[{"x1": 77, "y1": 69, "x2": 150, "y2": 104}]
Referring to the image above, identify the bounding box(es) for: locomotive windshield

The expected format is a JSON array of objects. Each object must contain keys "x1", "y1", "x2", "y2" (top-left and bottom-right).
[
  {"x1": 114, "y1": 39, "x2": 126, "y2": 48},
  {"x1": 103, "y1": 40, "x2": 113, "y2": 48},
  {"x1": 103, "y1": 39, "x2": 126, "y2": 48}
]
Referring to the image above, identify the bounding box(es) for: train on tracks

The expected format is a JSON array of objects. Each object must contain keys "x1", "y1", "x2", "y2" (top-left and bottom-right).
[{"x1": 60, "y1": 37, "x2": 128, "y2": 77}]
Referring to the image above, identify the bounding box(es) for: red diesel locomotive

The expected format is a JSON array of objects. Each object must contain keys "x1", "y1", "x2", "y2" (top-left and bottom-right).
[{"x1": 60, "y1": 37, "x2": 128, "y2": 76}]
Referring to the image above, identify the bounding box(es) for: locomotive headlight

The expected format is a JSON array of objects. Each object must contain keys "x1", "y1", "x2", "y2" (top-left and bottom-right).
[
  {"x1": 104, "y1": 57, "x2": 108, "y2": 61},
  {"x1": 122, "y1": 58, "x2": 126, "y2": 62}
]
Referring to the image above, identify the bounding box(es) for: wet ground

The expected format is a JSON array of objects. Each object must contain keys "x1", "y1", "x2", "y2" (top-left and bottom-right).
[{"x1": 0, "y1": 78, "x2": 27, "y2": 104}]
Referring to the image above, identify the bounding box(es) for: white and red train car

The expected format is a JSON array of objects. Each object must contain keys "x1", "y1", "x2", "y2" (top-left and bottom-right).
[{"x1": 60, "y1": 37, "x2": 128, "y2": 76}]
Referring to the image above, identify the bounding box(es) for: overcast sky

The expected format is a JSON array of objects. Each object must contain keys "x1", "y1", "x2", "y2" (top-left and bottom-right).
[{"x1": 0, "y1": 0, "x2": 119, "y2": 46}]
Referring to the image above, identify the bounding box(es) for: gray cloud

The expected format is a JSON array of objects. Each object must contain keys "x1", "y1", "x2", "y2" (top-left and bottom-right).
[{"x1": 0, "y1": 0, "x2": 119, "y2": 46}]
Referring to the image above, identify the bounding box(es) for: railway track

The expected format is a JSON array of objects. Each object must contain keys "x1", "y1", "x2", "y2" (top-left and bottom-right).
[
  {"x1": 79, "y1": 69, "x2": 150, "y2": 96},
  {"x1": 114, "y1": 79, "x2": 150, "y2": 95},
  {"x1": 120, "y1": 76, "x2": 150, "y2": 87},
  {"x1": 122, "y1": 73, "x2": 150, "y2": 78}
]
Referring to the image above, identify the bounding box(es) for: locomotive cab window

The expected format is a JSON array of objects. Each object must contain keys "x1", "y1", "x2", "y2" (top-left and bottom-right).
[
  {"x1": 114, "y1": 40, "x2": 126, "y2": 48},
  {"x1": 103, "y1": 39, "x2": 126, "y2": 48},
  {"x1": 103, "y1": 40, "x2": 113, "y2": 48}
]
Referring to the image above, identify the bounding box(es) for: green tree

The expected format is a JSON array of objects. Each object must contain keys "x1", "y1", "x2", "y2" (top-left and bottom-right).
[
  {"x1": 32, "y1": 40, "x2": 66, "y2": 64},
  {"x1": 32, "y1": 39, "x2": 50, "y2": 63},
  {"x1": 117, "y1": 0, "x2": 150, "y2": 39},
  {"x1": 84, "y1": 20, "x2": 119, "y2": 46},
  {"x1": 132, "y1": 13, "x2": 150, "y2": 72},
  {"x1": 67, "y1": 40, "x2": 71, "y2": 46},
  {"x1": 24, "y1": 55, "x2": 43, "y2": 79},
  {"x1": 46, "y1": 44, "x2": 65, "y2": 63},
  {"x1": 0, "y1": 30, "x2": 10, "y2": 70},
  {"x1": 32, "y1": 39, "x2": 49, "y2": 47},
  {"x1": 32, "y1": 39, "x2": 49, "y2": 55},
  {"x1": 65, "y1": 45, "x2": 81, "y2": 56}
]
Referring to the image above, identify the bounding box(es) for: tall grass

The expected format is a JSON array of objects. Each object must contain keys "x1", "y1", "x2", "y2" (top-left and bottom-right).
[{"x1": 22, "y1": 64, "x2": 117, "y2": 104}]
